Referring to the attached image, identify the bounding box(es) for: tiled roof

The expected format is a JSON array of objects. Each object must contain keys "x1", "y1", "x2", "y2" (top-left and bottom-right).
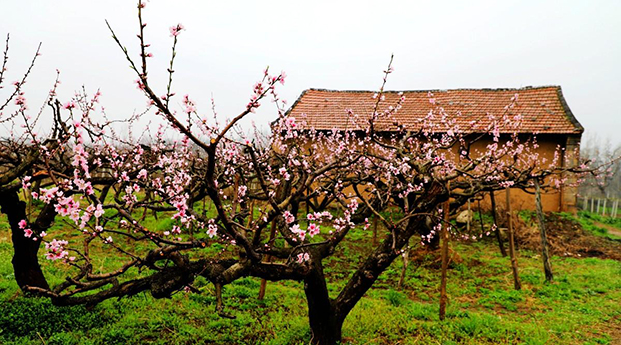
[{"x1": 286, "y1": 86, "x2": 583, "y2": 134}]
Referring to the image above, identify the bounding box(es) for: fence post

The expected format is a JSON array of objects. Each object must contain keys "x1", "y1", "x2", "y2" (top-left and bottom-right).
[
  {"x1": 467, "y1": 199, "x2": 471, "y2": 232},
  {"x1": 534, "y1": 179, "x2": 554, "y2": 283},
  {"x1": 506, "y1": 187, "x2": 522, "y2": 290},
  {"x1": 439, "y1": 198, "x2": 450, "y2": 321},
  {"x1": 583, "y1": 197, "x2": 588, "y2": 211},
  {"x1": 490, "y1": 192, "x2": 507, "y2": 257}
]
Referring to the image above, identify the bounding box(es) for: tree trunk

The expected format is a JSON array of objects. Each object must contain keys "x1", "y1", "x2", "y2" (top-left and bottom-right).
[
  {"x1": 305, "y1": 263, "x2": 342, "y2": 345},
  {"x1": 0, "y1": 190, "x2": 49, "y2": 291},
  {"x1": 99, "y1": 184, "x2": 111, "y2": 203},
  {"x1": 505, "y1": 188, "x2": 521, "y2": 290},
  {"x1": 534, "y1": 180, "x2": 554, "y2": 283},
  {"x1": 490, "y1": 192, "x2": 507, "y2": 257}
]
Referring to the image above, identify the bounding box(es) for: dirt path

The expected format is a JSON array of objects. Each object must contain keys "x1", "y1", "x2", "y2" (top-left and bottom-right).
[{"x1": 593, "y1": 221, "x2": 621, "y2": 238}]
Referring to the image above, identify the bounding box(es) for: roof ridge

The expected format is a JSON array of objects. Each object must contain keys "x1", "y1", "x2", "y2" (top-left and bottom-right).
[{"x1": 306, "y1": 86, "x2": 561, "y2": 93}]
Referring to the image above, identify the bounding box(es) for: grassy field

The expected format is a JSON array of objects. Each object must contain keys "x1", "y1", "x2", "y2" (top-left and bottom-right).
[{"x1": 1, "y1": 211, "x2": 620, "y2": 345}]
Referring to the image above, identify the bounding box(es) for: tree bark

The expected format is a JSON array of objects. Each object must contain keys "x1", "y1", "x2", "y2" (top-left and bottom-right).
[
  {"x1": 505, "y1": 188, "x2": 521, "y2": 290},
  {"x1": 490, "y1": 192, "x2": 507, "y2": 257},
  {"x1": 0, "y1": 189, "x2": 50, "y2": 291},
  {"x1": 398, "y1": 239, "x2": 409, "y2": 290},
  {"x1": 99, "y1": 184, "x2": 111, "y2": 203},
  {"x1": 534, "y1": 180, "x2": 554, "y2": 283},
  {"x1": 258, "y1": 218, "x2": 278, "y2": 300},
  {"x1": 305, "y1": 262, "x2": 342, "y2": 345},
  {"x1": 372, "y1": 216, "x2": 378, "y2": 246}
]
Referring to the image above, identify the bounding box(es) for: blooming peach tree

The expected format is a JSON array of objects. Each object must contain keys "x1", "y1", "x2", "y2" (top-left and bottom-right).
[{"x1": 5, "y1": 3, "x2": 601, "y2": 345}]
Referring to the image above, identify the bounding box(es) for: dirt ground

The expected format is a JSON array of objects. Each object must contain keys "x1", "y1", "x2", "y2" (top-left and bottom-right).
[{"x1": 514, "y1": 213, "x2": 621, "y2": 261}]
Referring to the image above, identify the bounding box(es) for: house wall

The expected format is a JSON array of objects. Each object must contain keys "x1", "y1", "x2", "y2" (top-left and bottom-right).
[
  {"x1": 294, "y1": 132, "x2": 580, "y2": 214},
  {"x1": 470, "y1": 134, "x2": 581, "y2": 214}
]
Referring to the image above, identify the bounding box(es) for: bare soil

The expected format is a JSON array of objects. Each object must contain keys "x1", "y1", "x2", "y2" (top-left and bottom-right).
[
  {"x1": 514, "y1": 213, "x2": 621, "y2": 261},
  {"x1": 593, "y1": 221, "x2": 621, "y2": 238}
]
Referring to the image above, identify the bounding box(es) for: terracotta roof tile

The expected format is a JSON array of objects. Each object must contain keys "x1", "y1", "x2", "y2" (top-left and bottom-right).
[{"x1": 286, "y1": 86, "x2": 583, "y2": 134}]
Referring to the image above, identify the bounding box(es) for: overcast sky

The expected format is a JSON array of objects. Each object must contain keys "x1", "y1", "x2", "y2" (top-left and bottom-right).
[{"x1": 1, "y1": 0, "x2": 620, "y2": 146}]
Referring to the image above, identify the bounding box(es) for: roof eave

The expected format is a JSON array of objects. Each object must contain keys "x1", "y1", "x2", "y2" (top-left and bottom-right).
[{"x1": 556, "y1": 86, "x2": 584, "y2": 134}]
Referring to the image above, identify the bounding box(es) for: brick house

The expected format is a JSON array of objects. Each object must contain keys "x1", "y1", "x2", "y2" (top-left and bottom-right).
[{"x1": 285, "y1": 86, "x2": 584, "y2": 213}]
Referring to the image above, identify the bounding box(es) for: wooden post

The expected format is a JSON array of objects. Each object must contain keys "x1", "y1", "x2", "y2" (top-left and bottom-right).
[
  {"x1": 591, "y1": 198, "x2": 595, "y2": 213},
  {"x1": 258, "y1": 218, "x2": 278, "y2": 300},
  {"x1": 439, "y1": 198, "x2": 450, "y2": 320},
  {"x1": 583, "y1": 197, "x2": 588, "y2": 211},
  {"x1": 398, "y1": 240, "x2": 409, "y2": 290},
  {"x1": 477, "y1": 199, "x2": 484, "y2": 231},
  {"x1": 466, "y1": 199, "x2": 471, "y2": 233},
  {"x1": 597, "y1": 199, "x2": 601, "y2": 214},
  {"x1": 490, "y1": 192, "x2": 507, "y2": 257},
  {"x1": 506, "y1": 188, "x2": 522, "y2": 290},
  {"x1": 602, "y1": 199, "x2": 608, "y2": 216},
  {"x1": 534, "y1": 180, "x2": 554, "y2": 283},
  {"x1": 372, "y1": 216, "x2": 379, "y2": 246}
]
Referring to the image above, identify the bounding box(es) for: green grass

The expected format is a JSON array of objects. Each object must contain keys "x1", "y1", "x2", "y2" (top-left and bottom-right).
[
  {"x1": 1, "y1": 211, "x2": 620, "y2": 344},
  {"x1": 569, "y1": 211, "x2": 621, "y2": 240}
]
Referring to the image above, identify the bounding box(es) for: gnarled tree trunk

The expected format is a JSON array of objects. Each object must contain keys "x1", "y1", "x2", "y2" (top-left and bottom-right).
[
  {"x1": 304, "y1": 262, "x2": 342, "y2": 345},
  {"x1": 0, "y1": 189, "x2": 49, "y2": 291}
]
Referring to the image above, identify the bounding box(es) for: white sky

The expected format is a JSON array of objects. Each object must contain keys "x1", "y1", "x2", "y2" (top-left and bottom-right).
[{"x1": 1, "y1": 0, "x2": 620, "y2": 146}]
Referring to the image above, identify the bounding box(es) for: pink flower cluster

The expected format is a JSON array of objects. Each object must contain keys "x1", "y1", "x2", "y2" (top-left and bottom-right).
[
  {"x1": 296, "y1": 252, "x2": 310, "y2": 263},
  {"x1": 169, "y1": 23, "x2": 185, "y2": 37},
  {"x1": 19, "y1": 219, "x2": 34, "y2": 239},
  {"x1": 44, "y1": 239, "x2": 69, "y2": 261},
  {"x1": 206, "y1": 219, "x2": 218, "y2": 238}
]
